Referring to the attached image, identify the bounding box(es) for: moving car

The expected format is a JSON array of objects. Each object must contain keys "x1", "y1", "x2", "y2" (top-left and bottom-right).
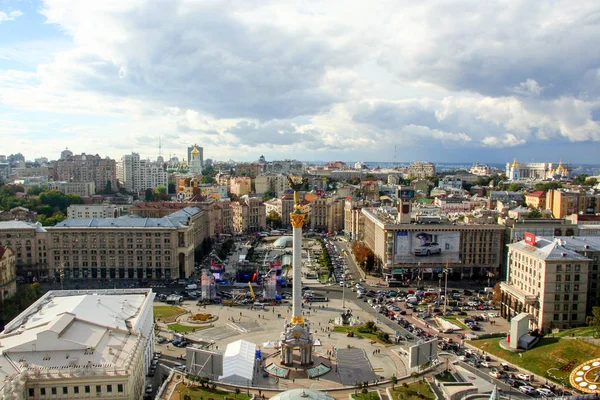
[
  {"x1": 536, "y1": 388, "x2": 555, "y2": 397},
  {"x1": 519, "y1": 386, "x2": 536, "y2": 395},
  {"x1": 517, "y1": 373, "x2": 532, "y2": 381}
]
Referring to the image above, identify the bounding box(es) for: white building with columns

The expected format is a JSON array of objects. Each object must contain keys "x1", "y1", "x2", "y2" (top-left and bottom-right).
[{"x1": 0, "y1": 289, "x2": 155, "y2": 400}]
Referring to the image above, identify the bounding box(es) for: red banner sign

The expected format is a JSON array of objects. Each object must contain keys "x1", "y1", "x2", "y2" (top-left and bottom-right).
[{"x1": 524, "y1": 232, "x2": 536, "y2": 246}]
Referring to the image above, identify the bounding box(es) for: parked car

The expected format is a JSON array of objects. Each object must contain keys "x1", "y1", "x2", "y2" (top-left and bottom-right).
[
  {"x1": 156, "y1": 336, "x2": 167, "y2": 344},
  {"x1": 489, "y1": 369, "x2": 502, "y2": 379},
  {"x1": 480, "y1": 360, "x2": 491, "y2": 368}
]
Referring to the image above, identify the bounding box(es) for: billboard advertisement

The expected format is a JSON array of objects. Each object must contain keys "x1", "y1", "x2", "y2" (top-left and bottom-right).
[
  {"x1": 408, "y1": 339, "x2": 438, "y2": 369},
  {"x1": 394, "y1": 230, "x2": 460, "y2": 263}
]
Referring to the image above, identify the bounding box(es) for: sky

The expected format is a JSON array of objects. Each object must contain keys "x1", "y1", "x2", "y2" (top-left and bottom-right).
[{"x1": 1, "y1": 0, "x2": 600, "y2": 164}]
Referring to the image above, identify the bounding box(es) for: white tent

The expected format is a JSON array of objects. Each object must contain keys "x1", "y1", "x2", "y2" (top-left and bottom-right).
[
  {"x1": 263, "y1": 341, "x2": 277, "y2": 349},
  {"x1": 218, "y1": 340, "x2": 256, "y2": 385}
]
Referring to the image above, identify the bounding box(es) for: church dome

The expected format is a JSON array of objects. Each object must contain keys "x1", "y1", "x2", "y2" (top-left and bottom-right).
[
  {"x1": 512, "y1": 158, "x2": 519, "y2": 169},
  {"x1": 191, "y1": 144, "x2": 200, "y2": 156}
]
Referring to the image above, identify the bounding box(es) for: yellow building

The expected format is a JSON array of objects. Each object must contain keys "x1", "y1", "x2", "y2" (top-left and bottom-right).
[
  {"x1": 0, "y1": 245, "x2": 17, "y2": 303},
  {"x1": 546, "y1": 189, "x2": 600, "y2": 218},
  {"x1": 232, "y1": 196, "x2": 266, "y2": 233},
  {"x1": 230, "y1": 176, "x2": 252, "y2": 197}
]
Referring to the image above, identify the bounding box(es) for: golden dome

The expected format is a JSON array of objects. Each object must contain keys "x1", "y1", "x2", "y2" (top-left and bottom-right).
[
  {"x1": 191, "y1": 144, "x2": 200, "y2": 156},
  {"x1": 512, "y1": 158, "x2": 519, "y2": 169},
  {"x1": 556, "y1": 160, "x2": 564, "y2": 172}
]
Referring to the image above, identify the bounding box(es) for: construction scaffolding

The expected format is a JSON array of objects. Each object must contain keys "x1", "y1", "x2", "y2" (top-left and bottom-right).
[{"x1": 201, "y1": 271, "x2": 216, "y2": 300}]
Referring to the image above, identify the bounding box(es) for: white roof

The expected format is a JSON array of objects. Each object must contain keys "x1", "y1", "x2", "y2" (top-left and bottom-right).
[
  {"x1": 219, "y1": 340, "x2": 256, "y2": 382},
  {"x1": 0, "y1": 289, "x2": 153, "y2": 397}
]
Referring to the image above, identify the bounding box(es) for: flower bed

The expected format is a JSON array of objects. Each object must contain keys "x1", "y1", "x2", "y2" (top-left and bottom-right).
[{"x1": 188, "y1": 313, "x2": 216, "y2": 324}]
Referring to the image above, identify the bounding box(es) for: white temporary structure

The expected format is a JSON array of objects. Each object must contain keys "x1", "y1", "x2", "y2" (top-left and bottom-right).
[{"x1": 218, "y1": 340, "x2": 256, "y2": 385}]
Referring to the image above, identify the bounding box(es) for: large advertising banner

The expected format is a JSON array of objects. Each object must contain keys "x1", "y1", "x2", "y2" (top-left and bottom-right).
[{"x1": 394, "y1": 230, "x2": 460, "y2": 263}]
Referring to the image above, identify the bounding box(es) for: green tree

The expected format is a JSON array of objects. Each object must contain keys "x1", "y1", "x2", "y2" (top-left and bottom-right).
[
  {"x1": 201, "y1": 175, "x2": 215, "y2": 184},
  {"x1": 266, "y1": 210, "x2": 282, "y2": 229},
  {"x1": 104, "y1": 180, "x2": 113, "y2": 193},
  {"x1": 391, "y1": 375, "x2": 398, "y2": 390},
  {"x1": 262, "y1": 190, "x2": 276, "y2": 202},
  {"x1": 144, "y1": 188, "x2": 154, "y2": 202},
  {"x1": 586, "y1": 178, "x2": 598, "y2": 187},
  {"x1": 155, "y1": 185, "x2": 169, "y2": 201},
  {"x1": 26, "y1": 186, "x2": 44, "y2": 196},
  {"x1": 573, "y1": 174, "x2": 589, "y2": 185},
  {"x1": 587, "y1": 306, "x2": 600, "y2": 338},
  {"x1": 506, "y1": 183, "x2": 522, "y2": 192},
  {"x1": 527, "y1": 208, "x2": 543, "y2": 218},
  {"x1": 168, "y1": 182, "x2": 176, "y2": 193}
]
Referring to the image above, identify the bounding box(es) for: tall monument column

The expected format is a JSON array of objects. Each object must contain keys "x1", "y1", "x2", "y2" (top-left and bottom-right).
[
  {"x1": 290, "y1": 207, "x2": 305, "y2": 324},
  {"x1": 279, "y1": 176, "x2": 313, "y2": 366}
]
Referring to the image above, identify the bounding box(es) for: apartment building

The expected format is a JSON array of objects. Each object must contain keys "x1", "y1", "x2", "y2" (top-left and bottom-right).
[
  {"x1": 67, "y1": 204, "x2": 123, "y2": 219},
  {"x1": 230, "y1": 177, "x2": 252, "y2": 197},
  {"x1": 546, "y1": 188, "x2": 600, "y2": 218},
  {"x1": 53, "y1": 153, "x2": 117, "y2": 194},
  {"x1": 255, "y1": 174, "x2": 291, "y2": 196},
  {"x1": 263, "y1": 160, "x2": 304, "y2": 175},
  {"x1": 234, "y1": 163, "x2": 263, "y2": 179},
  {"x1": 214, "y1": 199, "x2": 234, "y2": 235},
  {"x1": 406, "y1": 161, "x2": 435, "y2": 179},
  {"x1": 524, "y1": 191, "x2": 546, "y2": 209},
  {"x1": 356, "y1": 207, "x2": 505, "y2": 281},
  {"x1": 117, "y1": 153, "x2": 168, "y2": 193},
  {"x1": 0, "y1": 206, "x2": 38, "y2": 223},
  {"x1": 500, "y1": 236, "x2": 591, "y2": 332},
  {"x1": 232, "y1": 196, "x2": 266, "y2": 233},
  {"x1": 47, "y1": 181, "x2": 96, "y2": 197},
  {"x1": 0, "y1": 289, "x2": 155, "y2": 400},
  {"x1": 264, "y1": 194, "x2": 294, "y2": 228},
  {"x1": 0, "y1": 245, "x2": 17, "y2": 303},
  {"x1": 47, "y1": 207, "x2": 206, "y2": 281},
  {"x1": 0, "y1": 221, "x2": 48, "y2": 282}
]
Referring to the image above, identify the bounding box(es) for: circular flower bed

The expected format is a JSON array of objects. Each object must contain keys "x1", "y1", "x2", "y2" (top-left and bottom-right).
[{"x1": 188, "y1": 313, "x2": 215, "y2": 323}]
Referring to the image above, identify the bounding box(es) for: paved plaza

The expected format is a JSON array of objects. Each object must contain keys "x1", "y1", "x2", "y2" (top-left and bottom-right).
[{"x1": 155, "y1": 296, "x2": 408, "y2": 391}]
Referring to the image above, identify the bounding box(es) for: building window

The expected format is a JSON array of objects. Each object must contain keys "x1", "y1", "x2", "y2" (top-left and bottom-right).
[
  {"x1": 566, "y1": 264, "x2": 572, "y2": 272},
  {"x1": 555, "y1": 284, "x2": 561, "y2": 291},
  {"x1": 40, "y1": 388, "x2": 46, "y2": 396},
  {"x1": 573, "y1": 313, "x2": 578, "y2": 320},
  {"x1": 96, "y1": 385, "x2": 101, "y2": 394},
  {"x1": 51, "y1": 387, "x2": 57, "y2": 395},
  {"x1": 563, "y1": 304, "x2": 569, "y2": 311},
  {"x1": 107, "y1": 384, "x2": 112, "y2": 393},
  {"x1": 556, "y1": 275, "x2": 561, "y2": 281},
  {"x1": 574, "y1": 294, "x2": 579, "y2": 301},
  {"x1": 62, "y1": 387, "x2": 68, "y2": 395},
  {"x1": 575, "y1": 264, "x2": 581, "y2": 272},
  {"x1": 574, "y1": 284, "x2": 579, "y2": 291},
  {"x1": 575, "y1": 274, "x2": 580, "y2": 281},
  {"x1": 563, "y1": 314, "x2": 568, "y2": 320},
  {"x1": 555, "y1": 294, "x2": 560, "y2": 301},
  {"x1": 74, "y1": 387, "x2": 79, "y2": 394},
  {"x1": 117, "y1": 384, "x2": 124, "y2": 393},
  {"x1": 85, "y1": 386, "x2": 90, "y2": 393},
  {"x1": 554, "y1": 304, "x2": 560, "y2": 311},
  {"x1": 554, "y1": 314, "x2": 559, "y2": 321},
  {"x1": 556, "y1": 265, "x2": 562, "y2": 272},
  {"x1": 564, "y1": 294, "x2": 569, "y2": 301},
  {"x1": 565, "y1": 284, "x2": 571, "y2": 291},
  {"x1": 573, "y1": 304, "x2": 578, "y2": 311},
  {"x1": 29, "y1": 388, "x2": 34, "y2": 397}
]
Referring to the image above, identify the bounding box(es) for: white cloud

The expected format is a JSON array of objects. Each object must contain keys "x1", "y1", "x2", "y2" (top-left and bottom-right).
[
  {"x1": 0, "y1": 1, "x2": 600, "y2": 161},
  {"x1": 0, "y1": 10, "x2": 23, "y2": 23}
]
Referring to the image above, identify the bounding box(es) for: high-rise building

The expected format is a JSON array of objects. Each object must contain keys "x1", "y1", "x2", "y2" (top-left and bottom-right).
[
  {"x1": 117, "y1": 153, "x2": 168, "y2": 193},
  {"x1": 53, "y1": 152, "x2": 117, "y2": 194},
  {"x1": 0, "y1": 289, "x2": 155, "y2": 400}
]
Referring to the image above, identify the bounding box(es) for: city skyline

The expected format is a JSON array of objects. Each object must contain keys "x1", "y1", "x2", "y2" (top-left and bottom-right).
[{"x1": 1, "y1": 1, "x2": 600, "y2": 163}]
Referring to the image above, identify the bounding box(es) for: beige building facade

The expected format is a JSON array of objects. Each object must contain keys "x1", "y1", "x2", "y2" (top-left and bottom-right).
[
  {"x1": 53, "y1": 153, "x2": 117, "y2": 195},
  {"x1": 0, "y1": 245, "x2": 17, "y2": 303},
  {"x1": 0, "y1": 221, "x2": 48, "y2": 282},
  {"x1": 500, "y1": 237, "x2": 591, "y2": 332},
  {"x1": 46, "y1": 207, "x2": 206, "y2": 281},
  {"x1": 232, "y1": 196, "x2": 266, "y2": 233},
  {"x1": 406, "y1": 161, "x2": 435, "y2": 179}
]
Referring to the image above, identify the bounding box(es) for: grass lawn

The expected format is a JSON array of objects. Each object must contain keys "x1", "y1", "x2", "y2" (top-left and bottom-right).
[
  {"x1": 175, "y1": 383, "x2": 251, "y2": 400},
  {"x1": 154, "y1": 305, "x2": 186, "y2": 323},
  {"x1": 468, "y1": 337, "x2": 600, "y2": 384},
  {"x1": 389, "y1": 381, "x2": 435, "y2": 400},
  {"x1": 333, "y1": 325, "x2": 392, "y2": 346},
  {"x1": 168, "y1": 323, "x2": 198, "y2": 333},
  {"x1": 440, "y1": 316, "x2": 468, "y2": 329},
  {"x1": 549, "y1": 326, "x2": 598, "y2": 338},
  {"x1": 351, "y1": 391, "x2": 380, "y2": 400}
]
